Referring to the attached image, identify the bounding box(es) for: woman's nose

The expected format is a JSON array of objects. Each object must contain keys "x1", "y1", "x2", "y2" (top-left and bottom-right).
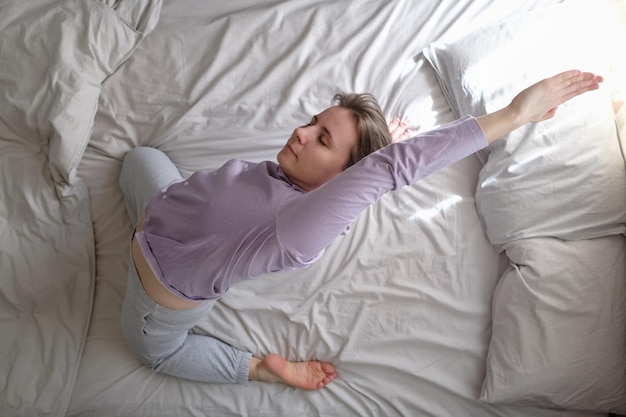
[{"x1": 295, "y1": 126, "x2": 310, "y2": 144}]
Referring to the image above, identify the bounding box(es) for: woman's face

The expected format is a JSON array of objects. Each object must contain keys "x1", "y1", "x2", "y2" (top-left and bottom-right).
[{"x1": 277, "y1": 106, "x2": 358, "y2": 192}]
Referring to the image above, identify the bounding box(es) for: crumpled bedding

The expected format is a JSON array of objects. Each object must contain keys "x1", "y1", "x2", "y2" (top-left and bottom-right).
[
  {"x1": 0, "y1": 142, "x2": 93, "y2": 417},
  {"x1": 0, "y1": 1, "x2": 161, "y2": 416}
]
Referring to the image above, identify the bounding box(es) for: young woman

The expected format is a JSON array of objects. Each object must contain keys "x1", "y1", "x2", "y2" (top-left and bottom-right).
[{"x1": 119, "y1": 70, "x2": 602, "y2": 390}]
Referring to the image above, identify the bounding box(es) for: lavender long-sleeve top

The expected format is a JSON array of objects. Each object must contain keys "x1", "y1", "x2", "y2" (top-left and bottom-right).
[{"x1": 135, "y1": 115, "x2": 487, "y2": 301}]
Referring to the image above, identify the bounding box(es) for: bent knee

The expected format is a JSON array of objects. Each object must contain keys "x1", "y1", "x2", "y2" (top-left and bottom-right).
[
  {"x1": 119, "y1": 147, "x2": 160, "y2": 189},
  {"x1": 121, "y1": 318, "x2": 185, "y2": 372},
  {"x1": 122, "y1": 332, "x2": 167, "y2": 371}
]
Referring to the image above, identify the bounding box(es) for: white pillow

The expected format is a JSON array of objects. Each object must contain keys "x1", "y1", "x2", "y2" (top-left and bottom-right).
[
  {"x1": 485, "y1": 236, "x2": 626, "y2": 413},
  {"x1": 424, "y1": 0, "x2": 625, "y2": 247},
  {"x1": 424, "y1": 0, "x2": 626, "y2": 413},
  {"x1": 0, "y1": 0, "x2": 162, "y2": 183}
]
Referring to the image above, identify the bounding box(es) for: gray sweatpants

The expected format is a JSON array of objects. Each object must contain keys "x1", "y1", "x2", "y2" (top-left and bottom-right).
[{"x1": 119, "y1": 147, "x2": 251, "y2": 384}]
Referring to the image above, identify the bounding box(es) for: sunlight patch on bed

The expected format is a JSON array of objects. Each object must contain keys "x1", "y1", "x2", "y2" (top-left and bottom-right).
[{"x1": 409, "y1": 194, "x2": 462, "y2": 221}]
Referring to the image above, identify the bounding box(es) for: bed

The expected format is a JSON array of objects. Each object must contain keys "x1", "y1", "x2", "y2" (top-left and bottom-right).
[{"x1": 1, "y1": 0, "x2": 625, "y2": 416}]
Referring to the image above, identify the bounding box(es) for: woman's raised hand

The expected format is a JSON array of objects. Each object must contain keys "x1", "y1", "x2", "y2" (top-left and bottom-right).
[
  {"x1": 477, "y1": 70, "x2": 603, "y2": 143},
  {"x1": 510, "y1": 70, "x2": 603, "y2": 123}
]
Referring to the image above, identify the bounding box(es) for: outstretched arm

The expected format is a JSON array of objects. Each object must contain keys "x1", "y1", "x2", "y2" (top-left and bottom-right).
[
  {"x1": 477, "y1": 70, "x2": 603, "y2": 143},
  {"x1": 275, "y1": 71, "x2": 602, "y2": 263}
]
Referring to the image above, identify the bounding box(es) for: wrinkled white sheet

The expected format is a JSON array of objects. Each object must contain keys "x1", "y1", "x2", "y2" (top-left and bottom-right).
[{"x1": 1, "y1": 0, "x2": 617, "y2": 416}]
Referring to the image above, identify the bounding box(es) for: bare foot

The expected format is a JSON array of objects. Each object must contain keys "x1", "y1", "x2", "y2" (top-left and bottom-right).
[{"x1": 249, "y1": 354, "x2": 337, "y2": 390}]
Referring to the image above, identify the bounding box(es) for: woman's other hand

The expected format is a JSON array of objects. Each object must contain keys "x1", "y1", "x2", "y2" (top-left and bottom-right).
[{"x1": 388, "y1": 117, "x2": 414, "y2": 143}]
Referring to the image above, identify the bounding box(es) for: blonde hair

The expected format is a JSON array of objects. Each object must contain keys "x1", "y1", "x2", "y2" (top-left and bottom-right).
[{"x1": 332, "y1": 93, "x2": 392, "y2": 167}]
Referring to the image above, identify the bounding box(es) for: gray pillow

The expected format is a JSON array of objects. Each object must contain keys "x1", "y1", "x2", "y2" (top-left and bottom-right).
[{"x1": 0, "y1": 0, "x2": 161, "y2": 183}]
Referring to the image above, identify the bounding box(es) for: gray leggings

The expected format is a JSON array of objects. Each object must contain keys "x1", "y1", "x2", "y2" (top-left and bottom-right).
[{"x1": 119, "y1": 147, "x2": 251, "y2": 384}]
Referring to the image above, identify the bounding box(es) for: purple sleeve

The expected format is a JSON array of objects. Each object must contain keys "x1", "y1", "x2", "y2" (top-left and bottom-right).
[{"x1": 275, "y1": 115, "x2": 488, "y2": 262}]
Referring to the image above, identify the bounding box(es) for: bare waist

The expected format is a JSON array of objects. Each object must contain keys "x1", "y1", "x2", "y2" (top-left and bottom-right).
[{"x1": 132, "y1": 211, "x2": 201, "y2": 310}]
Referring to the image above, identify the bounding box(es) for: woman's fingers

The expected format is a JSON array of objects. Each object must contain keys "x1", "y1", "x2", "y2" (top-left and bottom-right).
[
  {"x1": 388, "y1": 117, "x2": 414, "y2": 142},
  {"x1": 521, "y1": 70, "x2": 603, "y2": 122},
  {"x1": 555, "y1": 70, "x2": 603, "y2": 102}
]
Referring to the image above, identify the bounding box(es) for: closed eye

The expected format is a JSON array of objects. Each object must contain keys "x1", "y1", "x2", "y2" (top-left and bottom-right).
[{"x1": 305, "y1": 115, "x2": 330, "y2": 147}]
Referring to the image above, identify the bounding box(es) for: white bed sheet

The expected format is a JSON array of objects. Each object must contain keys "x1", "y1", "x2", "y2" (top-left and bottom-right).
[{"x1": 66, "y1": 0, "x2": 612, "y2": 416}]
